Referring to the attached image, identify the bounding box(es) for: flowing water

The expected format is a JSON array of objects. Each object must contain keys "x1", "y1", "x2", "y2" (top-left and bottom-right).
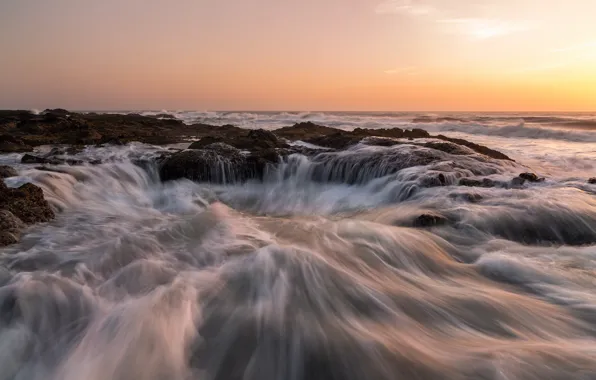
[{"x1": 2, "y1": 112, "x2": 596, "y2": 379}]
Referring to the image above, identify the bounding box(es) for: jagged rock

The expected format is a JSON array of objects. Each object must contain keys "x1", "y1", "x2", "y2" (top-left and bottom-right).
[
  {"x1": 0, "y1": 165, "x2": 17, "y2": 178},
  {"x1": 413, "y1": 214, "x2": 449, "y2": 227},
  {"x1": 0, "y1": 182, "x2": 55, "y2": 224},
  {"x1": 518, "y1": 173, "x2": 545, "y2": 183},
  {"x1": 0, "y1": 210, "x2": 25, "y2": 247},
  {"x1": 159, "y1": 148, "x2": 267, "y2": 184},
  {"x1": 589, "y1": 178, "x2": 596, "y2": 184}
]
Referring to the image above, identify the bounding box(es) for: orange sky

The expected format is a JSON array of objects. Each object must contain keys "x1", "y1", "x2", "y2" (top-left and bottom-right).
[{"x1": 1, "y1": 0, "x2": 595, "y2": 111}]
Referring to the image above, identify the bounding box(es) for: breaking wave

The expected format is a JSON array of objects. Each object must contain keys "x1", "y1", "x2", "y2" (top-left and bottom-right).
[{"x1": 1, "y1": 138, "x2": 596, "y2": 379}]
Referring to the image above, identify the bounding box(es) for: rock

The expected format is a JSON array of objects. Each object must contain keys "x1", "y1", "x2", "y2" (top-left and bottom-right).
[
  {"x1": 435, "y1": 135, "x2": 512, "y2": 161},
  {"x1": 188, "y1": 129, "x2": 285, "y2": 152},
  {"x1": 247, "y1": 129, "x2": 278, "y2": 145},
  {"x1": 518, "y1": 172, "x2": 545, "y2": 183},
  {"x1": 405, "y1": 128, "x2": 431, "y2": 139},
  {"x1": 305, "y1": 132, "x2": 362, "y2": 150},
  {"x1": 0, "y1": 135, "x2": 32, "y2": 153},
  {"x1": 0, "y1": 210, "x2": 25, "y2": 247},
  {"x1": 458, "y1": 178, "x2": 495, "y2": 188},
  {"x1": 589, "y1": 178, "x2": 596, "y2": 184},
  {"x1": 159, "y1": 149, "x2": 254, "y2": 183},
  {"x1": 0, "y1": 165, "x2": 17, "y2": 178},
  {"x1": 511, "y1": 177, "x2": 526, "y2": 188},
  {"x1": 413, "y1": 214, "x2": 449, "y2": 227},
  {"x1": 21, "y1": 154, "x2": 49, "y2": 164},
  {"x1": 0, "y1": 182, "x2": 55, "y2": 224}
]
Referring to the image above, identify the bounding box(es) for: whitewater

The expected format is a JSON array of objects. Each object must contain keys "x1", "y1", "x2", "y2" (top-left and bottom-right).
[{"x1": 1, "y1": 111, "x2": 596, "y2": 379}]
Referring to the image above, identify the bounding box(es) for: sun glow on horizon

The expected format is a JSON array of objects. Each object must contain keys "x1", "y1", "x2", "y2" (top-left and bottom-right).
[{"x1": 0, "y1": 0, "x2": 595, "y2": 111}]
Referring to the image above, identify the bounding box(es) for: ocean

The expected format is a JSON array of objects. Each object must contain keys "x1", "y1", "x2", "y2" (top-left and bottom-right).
[{"x1": 1, "y1": 111, "x2": 596, "y2": 379}]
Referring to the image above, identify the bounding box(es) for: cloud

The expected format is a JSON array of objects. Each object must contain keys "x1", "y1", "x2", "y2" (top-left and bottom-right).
[
  {"x1": 438, "y1": 18, "x2": 533, "y2": 39},
  {"x1": 375, "y1": 0, "x2": 435, "y2": 16},
  {"x1": 384, "y1": 66, "x2": 418, "y2": 75}
]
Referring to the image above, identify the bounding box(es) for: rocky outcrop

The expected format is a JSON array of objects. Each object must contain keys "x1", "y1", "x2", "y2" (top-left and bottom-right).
[
  {"x1": 0, "y1": 165, "x2": 17, "y2": 178},
  {"x1": 159, "y1": 144, "x2": 279, "y2": 184},
  {"x1": 188, "y1": 129, "x2": 288, "y2": 151},
  {"x1": 0, "y1": 110, "x2": 202, "y2": 150},
  {"x1": 589, "y1": 178, "x2": 596, "y2": 184},
  {"x1": 0, "y1": 180, "x2": 55, "y2": 247}
]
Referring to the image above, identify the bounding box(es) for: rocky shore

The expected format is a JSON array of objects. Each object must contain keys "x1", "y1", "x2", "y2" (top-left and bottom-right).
[{"x1": 2, "y1": 109, "x2": 595, "y2": 247}]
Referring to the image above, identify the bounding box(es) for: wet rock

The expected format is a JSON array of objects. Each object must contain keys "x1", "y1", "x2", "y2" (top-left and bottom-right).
[
  {"x1": 0, "y1": 210, "x2": 25, "y2": 247},
  {"x1": 0, "y1": 165, "x2": 17, "y2": 178},
  {"x1": 305, "y1": 132, "x2": 362, "y2": 150},
  {"x1": 189, "y1": 129, "x2": 286, "y2": 152},
  {"x1": 511, "y1": 177, "x2": 526, "y2": 188},
  {"x1": 458, "y1": 178, "x2": 495, "y2": 188},
  {"x1": 589, "y1": 178, "x2": 596, "y2": 184},
  {"x1": 413, "y1": 214, "x2": 449, "y2": 227},
  {"x1": 423, "y1": 141, "x2": 473, "y2": 156},
  {"x1": 160, "y1": 149, "x2": 261, "y2": 183},
  {"x1": 0, "y1": 182, "x2": 54, "y2": 246},
  {"x1": 518, "y1": 173, "x2": 545, "y2": 183},
  {"x1": 0, "y1": 182, "x2": 55, "y2": 224},
  {"x1": 0, "y1": 135, "x2": 32, "y2": 153},
  {"x1": 21, "y1": 154, "x2": 50, "y2": 164},
  {"x1": 435, "y1": 135, "x2": 512, "y2": 161}
]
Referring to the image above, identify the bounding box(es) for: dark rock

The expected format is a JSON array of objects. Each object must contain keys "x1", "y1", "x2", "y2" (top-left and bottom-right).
[
  {"x1": 589, "y1": 178, "x2": 596, "y2": 184},
  {"x1": 458, "y1": 178, "x2": 495, "y2": 188},
  {"x1": 405, "y1": 128, "x2": 431, "y2": 138},
  {"x1": 155, "y1": 113, "x2": 175, "y2": 119},
  {"x1": 435, "y1": 135, "x2": 512, "y2": 161},
  {"x1": 518, "y1": 172, "x2": 545, "y2": 183},
  {"x1": 43, "y1": 108, "x2": 70, "y2": 116},
  {"x1": 188, "y1": 129, "x2": 285, "y2": 152},
  {"x1": 0, "y1": 210, "x2": 25, "y2": 247},
  {"x1": 160, "y1": 149, "x2": 261, "y2": 184},
  {"x1": 247, "y1": 129, "x2": 278, "y2": 144},
  {"x1": 0, "y1": 182, "x2": 55, "y2": 224},
  {"x1": 0, "y1": 165, "x2": 17, "y2": 178},
  {"x1": 305, "y1": 132, "x2": 362, "y2": 150},
  {"x1": 0, "y1": 181, "x2": 54, "y2": 246},
  {"x1": 413, "y1": 214, "x2": 449, "y2": 227},
  {"x1": 511, "y1": 177, "x2": 526, "y2": 188},
  {"x1": 21, "y1": 154, "x2": 49, "y2": 164},
  {"x1": 0, "y1": 135, "x2": 32, "y2": 153},
  {"x1": 423, "y1": 141, "x2": 472, "y2": 156}
]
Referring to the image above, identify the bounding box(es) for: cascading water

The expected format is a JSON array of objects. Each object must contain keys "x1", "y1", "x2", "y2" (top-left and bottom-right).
[{"x1": 1, "y1": 117, "x2": 596, "y2": 379}]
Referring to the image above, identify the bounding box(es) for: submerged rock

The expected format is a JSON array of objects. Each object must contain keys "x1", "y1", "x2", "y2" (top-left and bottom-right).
[
  {"x1": 413, "y1": 214, "x2": 449, "y2": 228},
  {"x1": 0, "y1": 165, "x2": 17, "y2": 178},
  {"x1": 588, "y1": 178, "x2": 596, "y2": 184},
  {"x1": 518, "y1": 172, "x2": 545, "y2": 183},
  {"x1": 458, "y1": 178, "x2": 496, "y2": 188}
]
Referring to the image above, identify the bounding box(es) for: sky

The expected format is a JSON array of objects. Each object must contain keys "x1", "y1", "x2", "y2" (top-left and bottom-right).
[{"x1": 0, "y1": 0, "x2": 595, "y2": 111}]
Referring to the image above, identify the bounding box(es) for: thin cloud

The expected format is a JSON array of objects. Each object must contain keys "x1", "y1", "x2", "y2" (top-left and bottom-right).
[
  {"x1": 438, "y1": 18, "x2": 533, "y2": 40},
  {"x1": 375, "y1": 0, "x2": 435, "y2": 16}
]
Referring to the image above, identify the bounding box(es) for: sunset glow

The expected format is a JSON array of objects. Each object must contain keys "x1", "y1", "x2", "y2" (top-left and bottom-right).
[{"x1": 1, "y1": 0, "x2": 595, "y2": 111}]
